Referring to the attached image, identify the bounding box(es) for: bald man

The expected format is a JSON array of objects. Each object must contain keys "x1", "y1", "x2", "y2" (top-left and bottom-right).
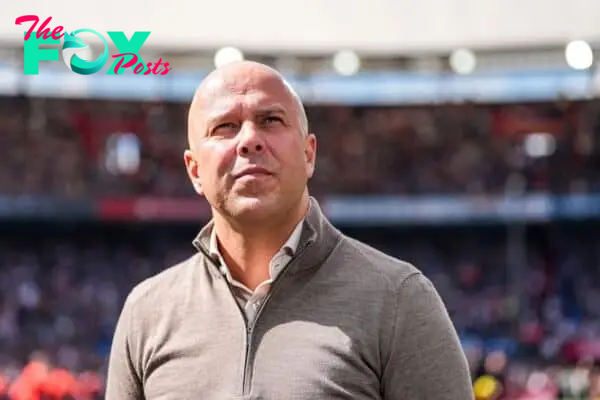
[{"x1": 106, "y1": 61, "x2": 473, "y2": 400}]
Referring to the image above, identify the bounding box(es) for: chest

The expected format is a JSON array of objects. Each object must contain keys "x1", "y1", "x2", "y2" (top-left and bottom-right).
[{"x1": 140, "y1": 304, "x2": 382, "y2": 400}]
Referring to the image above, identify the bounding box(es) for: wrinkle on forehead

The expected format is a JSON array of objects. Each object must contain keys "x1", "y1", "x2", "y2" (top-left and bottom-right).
[{"x1": 188, "y1": 61, "x2": 308, "y2": 148}]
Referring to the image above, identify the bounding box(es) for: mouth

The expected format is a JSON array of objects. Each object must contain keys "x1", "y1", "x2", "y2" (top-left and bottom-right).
[{"x1": 232, "y1": 166, "x2": 273, "y2": 180}]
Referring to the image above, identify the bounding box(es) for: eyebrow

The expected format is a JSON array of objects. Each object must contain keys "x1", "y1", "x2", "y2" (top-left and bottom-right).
[
  {"x1": 207, "y1": 103, "x2": 288, "y2": 123},
  {"x1": 254, "y1": 104, "x2": 287, "y2": 117}
]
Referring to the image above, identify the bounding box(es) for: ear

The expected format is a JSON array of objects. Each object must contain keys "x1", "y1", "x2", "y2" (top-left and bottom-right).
[
  {"x1": 304, "y1": 133, "x2": 317, "y2": 179},
  {"x1": 183, "y1": 149, "x2": 204, "y2": 195}
]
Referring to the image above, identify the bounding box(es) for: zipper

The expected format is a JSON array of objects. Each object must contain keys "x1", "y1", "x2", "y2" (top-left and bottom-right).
[
  {"x1": 241, "y1": 239, "x2": 313, "y2": 395},
  {"x1": 198, "y1": 239, "x2": 314, "y2": 396},
  {"x1": 242, "y1": 325, "x2": 253, "y2": 394},
  {"x1": 197, "y1": 246, "x2": 252, "y2": 396}
]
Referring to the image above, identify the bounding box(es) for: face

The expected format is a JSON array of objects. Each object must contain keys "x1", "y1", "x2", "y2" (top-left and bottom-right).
[{"x1": 184, "y1": 65, "x2": 316, "y2": 223}]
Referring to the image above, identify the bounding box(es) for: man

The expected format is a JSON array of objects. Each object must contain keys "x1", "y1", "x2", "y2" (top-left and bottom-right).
[{"x1": 106, "y1": 61, "x2": 474, "y2": 400}]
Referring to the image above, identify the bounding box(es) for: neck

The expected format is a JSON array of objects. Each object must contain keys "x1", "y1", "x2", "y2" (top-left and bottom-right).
[{"x1": 213, "y1": 195, "x2": 308, "y2": 290}]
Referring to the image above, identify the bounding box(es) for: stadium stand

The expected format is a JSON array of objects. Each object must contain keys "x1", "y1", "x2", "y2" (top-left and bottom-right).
[
  {"x1": 2, "y1": 1, "x2": 600, "y2": 398},
  {"x1": 2, "y1": 97, "x2": 600, "y2": 198},
  {"x1": 1, "y1": 97, "x2": 600, "y2": 398}
]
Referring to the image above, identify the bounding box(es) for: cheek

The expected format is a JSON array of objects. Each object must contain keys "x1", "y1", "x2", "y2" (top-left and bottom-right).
[
  {"x1": 269, "y1": 136, "x2": 305, "y2": 166},
  {"x1": 198, "y1": 143, "x2": 235, "y2": 180}
]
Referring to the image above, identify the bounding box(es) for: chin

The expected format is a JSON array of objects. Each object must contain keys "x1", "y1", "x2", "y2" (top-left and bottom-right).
[{"x1": 226, "y1": 194, "x2": 281, "y2": 221}]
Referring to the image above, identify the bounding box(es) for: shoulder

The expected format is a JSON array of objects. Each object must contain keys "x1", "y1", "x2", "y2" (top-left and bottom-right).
[
  {"x1": 330, "y1": 236, "x2": 453, "y2": 346},
  {"x1": 335, "y1": 235, "x2": 423, "y2": 290},
  {"x1": 124, "y1": 252, "x2": 203, "y2": 312}
]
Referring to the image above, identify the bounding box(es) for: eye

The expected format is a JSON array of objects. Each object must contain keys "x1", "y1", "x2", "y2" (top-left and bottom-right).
[
  {"x1": 211, "y1": 122, "x2": 238, "y2": 137},
  {"x1": 263, "y1": 116, "x2": 283, "y2": 125},
  {"x1": 217, "y1": 122, "x2": 237, "y2": 130}
]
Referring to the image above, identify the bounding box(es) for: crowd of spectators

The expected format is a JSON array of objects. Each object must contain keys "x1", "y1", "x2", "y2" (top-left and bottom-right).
[
  {"x1": 2, "y1": 94, "x2": 600, "y2": 398},
  {"x1": 0, "y1": 224, "x2": 598, "y2": 398},
  {"x1": 1, "y1": 95, "x2": 600, "y2": 199}
]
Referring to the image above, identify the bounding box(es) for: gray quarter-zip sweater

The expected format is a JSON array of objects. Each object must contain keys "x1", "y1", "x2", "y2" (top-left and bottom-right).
[{"x1": 106, "y1": 198, "x2": 474, "y2": 400}]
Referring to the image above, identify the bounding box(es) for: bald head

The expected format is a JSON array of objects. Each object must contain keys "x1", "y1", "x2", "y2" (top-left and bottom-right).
[
  {"x1": 183, "y1": 60, "x2": 318, "y2": 225},
  {"x1": 188, "y1": 61, "x2": 309, "y2": 147}
]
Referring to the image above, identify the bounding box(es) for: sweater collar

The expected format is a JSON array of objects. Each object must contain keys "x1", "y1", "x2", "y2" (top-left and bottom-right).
[{"x1": 193, "y1": 197, "x2": 341, "y2": 274}]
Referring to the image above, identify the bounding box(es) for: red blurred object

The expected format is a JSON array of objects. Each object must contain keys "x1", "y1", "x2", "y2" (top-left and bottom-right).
[
  {"x1": 8, "y1": 361, "x2": 49, "y2": 400},
  {"x1": 0, "y1": 375, "x2": 7, "y2": 395},
  {"x1": 491, "y1": 104, "x2": 578, "y2": 138},
  {"x1": 6, "y1": 365, "x2": 103, "y2": 400},
  {"x1": 71, "y1": 371, "x2": 103, "y2": 399},
  {"x1": 519, "y1": 321, "x2": 544, "y2": 345},
  {"x1": 97, "y1": 197, "x2": 211, "y2": 221},
  {"x1": 39, "y1": 369, "x2": 76, "y2": 399},
  {"x1": 573, "y1": 339, "x2": 600, "y2": 359}
]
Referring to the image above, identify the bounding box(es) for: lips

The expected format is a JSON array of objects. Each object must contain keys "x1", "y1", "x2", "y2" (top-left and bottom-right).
[{"x1": 232, "y1": 166, "x2": 273, "y2": 179}]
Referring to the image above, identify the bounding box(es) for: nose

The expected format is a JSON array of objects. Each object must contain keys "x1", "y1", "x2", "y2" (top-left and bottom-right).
[{"x1": 236, "y1": 123, "x2": 265, "y2": 156}]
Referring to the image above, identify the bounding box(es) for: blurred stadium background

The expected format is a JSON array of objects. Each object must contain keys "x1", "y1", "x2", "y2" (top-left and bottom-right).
[{"x1": 2, "y1": 0, "x2": 600, "y2": 398}]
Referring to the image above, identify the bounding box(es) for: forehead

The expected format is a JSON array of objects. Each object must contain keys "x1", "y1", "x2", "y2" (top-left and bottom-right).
[{"x1": 200, "y1": 72, "x2": 294, "y2": 116}]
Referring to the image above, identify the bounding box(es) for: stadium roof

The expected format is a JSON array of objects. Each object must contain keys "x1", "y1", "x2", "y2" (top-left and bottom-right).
[{"x1": 4, "y1": 0, "x2": 600, "y2": 55}]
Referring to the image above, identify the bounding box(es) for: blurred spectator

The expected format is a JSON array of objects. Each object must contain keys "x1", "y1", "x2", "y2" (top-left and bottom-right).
[
  {"x1": 2, "y1": 94, "x2": 600, "y2": 398},
  {"x1": 0, "y1": 223, "x2": 597, "y2": 397},
  {"x1": 1, "y1": 96, "x2": 599, "y2": 198}
]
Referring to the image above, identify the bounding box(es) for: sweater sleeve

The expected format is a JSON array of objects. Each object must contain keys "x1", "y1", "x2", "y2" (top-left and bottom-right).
[
  {"x1": 105, "y1": 294, "x2": 145, "y2": 400},
  {"x1": 381, "y1": 273, "x2": 474, "y2": 400}
]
